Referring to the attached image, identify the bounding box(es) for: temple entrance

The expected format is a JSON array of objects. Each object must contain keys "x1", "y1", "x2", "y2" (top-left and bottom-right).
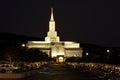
[
  {"x1": 58, "y1": 57, "x2": 64, "y2": 62},
  {"x1": 56, "y1": 55, "x2": 64, "y2": 63}
]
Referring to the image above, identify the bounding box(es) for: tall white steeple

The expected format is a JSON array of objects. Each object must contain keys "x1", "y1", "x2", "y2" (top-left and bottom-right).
[
  {"x1": 50, "y1": 8, "x2": 54, "y2": 21},
  {"x1": 49, "y1": 8, "x2": 55, "y2": 31},
  {"x1": 45, "y1": 8, "x2": 60, "y2": 42}
]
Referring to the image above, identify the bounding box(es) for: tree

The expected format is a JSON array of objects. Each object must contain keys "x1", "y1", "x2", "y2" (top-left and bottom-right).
[
  {"x1": 19, "y1": 48, "x2": 50, "y2": 62},
  {"x1": 66, "y1": 57, "x2": 81, "y2": 62},
  {"x1": 2, "y1": 47, "x2": 20, "y2": 65}
]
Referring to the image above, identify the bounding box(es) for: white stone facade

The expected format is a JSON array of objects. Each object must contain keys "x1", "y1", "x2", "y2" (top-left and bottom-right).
[{"x1": 27, "y1": 8, "x2": 83, "y2": 59}]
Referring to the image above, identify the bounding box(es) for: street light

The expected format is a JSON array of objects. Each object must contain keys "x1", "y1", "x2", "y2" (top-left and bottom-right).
[
  {"x1": 86, "y1": 53, "x2": 89, "y2": 56},
  {"x1": 22, "y1": 44, "x2": 25, "y2": 47},
  {"x1": 107, "y1": 49, "x2": 110, "y2": 53}
]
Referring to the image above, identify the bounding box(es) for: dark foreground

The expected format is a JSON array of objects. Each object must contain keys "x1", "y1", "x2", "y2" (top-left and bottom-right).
[
  {"x1": 21, "y1": 63, "x2": 115, "y2": 80},
  {"x1": 1, "y1": 63, "x2": 119, "y2": 80}
]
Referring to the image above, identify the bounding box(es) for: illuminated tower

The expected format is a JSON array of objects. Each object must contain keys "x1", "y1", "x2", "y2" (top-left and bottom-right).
[
  {"x1": 45, "y1": 8, "x2": 60, "y2": 42},
  {"x1": 27, "y1": 7, "x2": 83, "y2": 62}
]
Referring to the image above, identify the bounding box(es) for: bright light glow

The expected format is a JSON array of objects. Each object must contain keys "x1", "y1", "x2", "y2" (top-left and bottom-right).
[
  {"x1": 86, "y1": 53, "x2": 89, "y2": 56},
  {"x1": 22, "y1": 44, "x2": 25, "y2": 47},
  {"x1": 107, "y1": 49, "x2": 110, "y2": 53},
  {"x1": 58, "y1": 57, "x2": 64, "y2": 62},
  {"x1": 59, "y1": 57, "x2": 63, "y2": 60}
]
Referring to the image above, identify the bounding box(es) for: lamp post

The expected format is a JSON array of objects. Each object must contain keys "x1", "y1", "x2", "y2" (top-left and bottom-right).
[
  {"x1": 107, "y1": 49, "x2": 110, "y2": 53},
  {"x1": 86, "y1": 52, "x2": 89, "y2": 56},
  {"x1": 106, "y1": 49, "x2": 111, "y2": 63},
  {"x1": 22, "y1": 44, "x2": 25, "y2": 47}
]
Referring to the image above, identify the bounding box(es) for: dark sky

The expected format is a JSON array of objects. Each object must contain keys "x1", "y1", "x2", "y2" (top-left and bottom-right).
[{"x1": 0, "y1": 0, "x2": 120, "y2": 47}]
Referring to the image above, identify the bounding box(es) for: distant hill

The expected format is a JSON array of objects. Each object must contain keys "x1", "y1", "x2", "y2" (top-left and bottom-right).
[
  {"x1": 80, "y1": 43, "x2": 103, "y2": 48},
  {"x1": 0, "y1": 32, "x2": 44, "y2": 47},
  {"x1": 0, "y1": 32, "x2": 43, "y2": 42},
  {"x1": 0, "y1": 32, "x2": 114, "y2": 49}
]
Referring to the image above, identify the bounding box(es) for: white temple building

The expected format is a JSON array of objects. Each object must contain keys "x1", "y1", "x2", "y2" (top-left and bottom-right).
[{"x1": 27, "y1": 8, "x2": 83, "y2": 62}]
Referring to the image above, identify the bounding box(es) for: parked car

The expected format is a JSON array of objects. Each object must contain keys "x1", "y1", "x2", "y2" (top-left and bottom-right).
[{"x1": 0, "y1": 64, "x2": 19, "y2": 73}]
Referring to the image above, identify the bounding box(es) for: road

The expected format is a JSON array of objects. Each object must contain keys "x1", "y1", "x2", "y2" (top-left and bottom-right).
[{"x1": 22, "y1": 63, "x2": 101, "y2": 80}]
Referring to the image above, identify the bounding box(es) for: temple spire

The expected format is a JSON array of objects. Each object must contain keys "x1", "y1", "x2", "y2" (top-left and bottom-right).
[
  {"x1": 45, "y1": 8, "x2": 60, "y2": 42},
  {"x1": 50, "y1": 8, "x2": 54, "y2": 21}
]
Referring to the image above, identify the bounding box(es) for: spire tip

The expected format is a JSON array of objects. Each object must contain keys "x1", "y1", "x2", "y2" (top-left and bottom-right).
[{"x1": 50, "y1": 8, "x2": 54, "y2": 21}]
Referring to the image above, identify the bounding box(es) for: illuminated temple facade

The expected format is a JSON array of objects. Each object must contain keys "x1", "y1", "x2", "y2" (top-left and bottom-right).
[{"x1": 27, "y1": 8, "x2": 83, "y2": 62}]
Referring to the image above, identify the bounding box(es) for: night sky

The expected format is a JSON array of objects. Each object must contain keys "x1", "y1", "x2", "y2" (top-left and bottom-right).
[{"x1": 0, "y1": 0, "x2": 120, "y2": 47}]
